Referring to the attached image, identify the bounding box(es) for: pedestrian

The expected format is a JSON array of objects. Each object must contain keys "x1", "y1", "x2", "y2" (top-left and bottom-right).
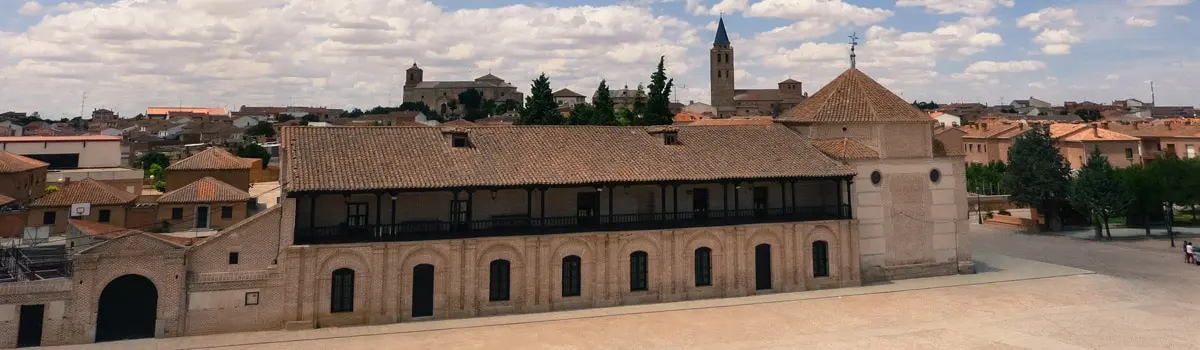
[{"x1": 1188, "y1": 241, "x2": 1195, "y2": 265}]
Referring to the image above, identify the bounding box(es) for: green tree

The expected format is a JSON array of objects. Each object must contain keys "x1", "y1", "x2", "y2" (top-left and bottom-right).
[
  {"x1": 568, "y1": 103, "x2": 596, "y2": 125},
  {"x1": 137, "y1": 151, "x2": 170, "y2": 171},
  {"x1": 966, "y1": 161, "x2": 1007, "y2": 195},
  {"x1": 46, "y1": 185, "x2": 59, "y2": 194},
  {"x1": 615, "y1": 107, "x2": 635, "y2": 126},
  {"x1": 642, "y1": 56, "x2": 675, "y2": 125},
  {"x1": 1148, "y1": 151, "x2": 1200, "y2": 246},
  {"x1": 301, "y1": 114, "x2": 319, "y2": 123},
  {"x1": 519, "y1": 73, "x2": 562, "y2": 125},
  {"x1": 1119, "y1": 164, "x2": 1164, "y2": 236},
  {"x1": 275, "y1": 114, "x2": 296, "y2": 122},
  {"x1": 247, "y1": 121, "x2": 276, "y2": 137},
  {"x1": 1074, "y1": 109, "x2": 1102, "y2": 122},
  {"x1": 592, "y1": 80, "x2": 617, "y2": 125},
  {"x1": 495, "y1": 100, "x2": 521, "y2": 115},
  {"x1": 1003, "y1": 125, "x2": 1071, "y2": 231},
  {"x1": 236, "y1": 144, "x2": 272, "y2": 168},
  {"x1": 147, "y1": 163, "x2": 165, "y2": 182},
  {"x1": 631, "y1": 84, "x2": 647, "y2": 123},
  {"x1": 458, "y1": 89, "x2": 487, "y2": 121},
  {"x1": 1070, "y1": 147, "x2": 1132, "y2": 239}
]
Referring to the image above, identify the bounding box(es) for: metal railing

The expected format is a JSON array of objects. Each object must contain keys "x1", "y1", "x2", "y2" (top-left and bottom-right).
[{"x1": 295, "y1": 205, "x2": 851, "y2": 245}]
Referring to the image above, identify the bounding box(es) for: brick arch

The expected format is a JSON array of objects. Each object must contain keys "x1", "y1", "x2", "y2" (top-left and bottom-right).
[
  {"x1": 804, "y1": 225, "x2": 841, "y2": 280},
  {"x1": 550, "y1": 236, "x2": 593, "y2": 262},
  {"x1": 746, "y1": 227, "x2": 784, "y2": 292},
  {"x1": 475, "y1": 241, "x2": 526, "y2": 309},
  {"x1": 398, "y1": 246, "x2": 451, "y2": 320},
  {"x1": 550, "y1": 236, "x2": 594, "y2": 303},
  {"x1": 619, "y1": 236, "x2": 663, "y2": 296},
  {"x1": 319, "y1": 250, "x2": 371, "y2": 276},
  {"x1": 316, "y1": 250, "x2": 372, "y2": 324},
  {"x1": 683, "y1": 231, "x2": 725, "y2": 290}
]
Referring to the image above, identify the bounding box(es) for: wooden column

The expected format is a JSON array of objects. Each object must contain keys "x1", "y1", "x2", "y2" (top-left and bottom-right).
[
  {"x1": 779, "y1": 181, "x2": 788, "y2": 213},
  {"x1": 451, "y1": 190, "x2": 460, "y2": 233},
  {"x1": 733, "y1": 182, "x2": 741, "y2": 216},
  {"x1": 845, "y1": 177, "x2": 854, "y2": 219},
  {"x1": 836, "y1": 178, "x2": 844, "y2": 219},
  {"x1": 659, "y1": 184, "x2": 667, "y2": 220},
  {"x1": 672, "y1": 184, "x2": 679, "y2": 219},
  {"x1": 308, "y1": 193, "x2": 317, "y2": 228},
  {"x1": 526, "y1": 188, "x2": 533, "y2": 226},
  {"x1": 539, "y1": 188, "x2": 547, "y2": 228},
  {"x1": 790, "y1": 180, "x2": 797, "y2": 214},
  {"x1": 608, "y1": 185, "x2": 615, "y2": 222},
  {"x1": 390, "y1": 192, "x2": 397, "y2": 226},
  {"x1": 466, "y1": 190, "x2": 474, "y2": 231}
]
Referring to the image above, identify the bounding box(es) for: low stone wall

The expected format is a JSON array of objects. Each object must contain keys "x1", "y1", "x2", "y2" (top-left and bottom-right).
[{"x1": 985, "y1": 214, "x2": 1039, "y2": 231}]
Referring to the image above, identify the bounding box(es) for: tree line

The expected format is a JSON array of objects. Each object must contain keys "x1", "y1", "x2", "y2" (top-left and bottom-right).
[
  {"x1": 978, "y1": 125, "x2": 1193, "y2": 244},
  {"x1": 518, "y1": 56, "x2": 676, "y2": 126}
]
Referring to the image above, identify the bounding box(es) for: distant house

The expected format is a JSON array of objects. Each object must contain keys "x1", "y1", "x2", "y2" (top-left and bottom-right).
[
  {"x1": 929, "y1": 111, "x2": 962, "y2": 127},
  {"x1": 553, "y1": 89, "x2": 586, "y2": 108},
  {"x1": 682, "y1": 102, "x2": 717, "y2": 116},
  {"x1": 233, "y1": 115, "x2": 271, "y2": 128},
  {"x1": 0, "y1": 121, "x2": 23, "y2": 136}
]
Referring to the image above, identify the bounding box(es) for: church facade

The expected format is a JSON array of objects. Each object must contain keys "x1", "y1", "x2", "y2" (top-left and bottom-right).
[
  {"x1": 402, "y1": 63, "x2": 524, "y2": 116},
  {"x1": 0, "y1": 65, "x2": 970, "y2": 348},
  {"x1": 710, "y1": 18, "x2": 808, "y2": 117}
]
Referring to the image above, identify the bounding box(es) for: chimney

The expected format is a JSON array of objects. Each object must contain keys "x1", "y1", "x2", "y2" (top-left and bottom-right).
[
  {"x1": 1168, "y1": 122, "x2": 1174, "y2": 131},
  {"x1": 1092, "y1": 124, "x2": 1099, "y2": 138},
  {"x1": 982, "y1": 123, "x2": 988, "y2": 131},
  {"x1": 1101, "y1": 122, "x2": 1109, "y2": 129}
]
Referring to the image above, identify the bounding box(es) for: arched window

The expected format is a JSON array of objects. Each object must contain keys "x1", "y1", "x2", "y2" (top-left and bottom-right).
[
  {"x1": 812, "y1": 241, "x2": 830, "y2": 278},
  {"x1": 694, "y1": 247, "x2": 713, "y2": 287},
  {"x1": 630, "y1": 251, "x2": 649, "y2": 291},
  {"x1": 330, "y1": 268, "x2": 354, "y2": 313},
  {"x1": 562, "y1": 255, "x2": 582, "y2": 297},
  {"x1": 489, "y1": 259, "x2": 511, "y2": 302}
]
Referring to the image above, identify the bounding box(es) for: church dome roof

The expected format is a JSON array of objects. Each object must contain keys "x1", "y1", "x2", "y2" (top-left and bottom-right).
[{"x1": 778, "y1": 68, "x2": 931, "y2": 123}]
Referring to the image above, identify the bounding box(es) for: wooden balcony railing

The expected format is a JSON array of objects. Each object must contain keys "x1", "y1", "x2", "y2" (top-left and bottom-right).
[{"x1": 294, "y1": 205, "x2": 851, "y2": 245}]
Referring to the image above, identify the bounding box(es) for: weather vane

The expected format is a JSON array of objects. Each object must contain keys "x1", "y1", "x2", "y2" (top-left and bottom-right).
[{"x1": 849, "y1": 32, "x2": 859, "y2": 69}]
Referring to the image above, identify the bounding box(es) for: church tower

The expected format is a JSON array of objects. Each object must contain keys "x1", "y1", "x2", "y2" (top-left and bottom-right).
[
  {"x1": 405, "y1": 63, "x2": 423, "y2": 87},
  {"x1": 710, "y1": 18, "x2": 736, "y2": 117}
]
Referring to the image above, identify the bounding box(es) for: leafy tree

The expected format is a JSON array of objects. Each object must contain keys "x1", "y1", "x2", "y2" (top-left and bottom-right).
[
  {"x1": 966, "y1": 161, "x2": 1007, "y2": 195},
  {"x1": 592, "y1": 80, "x2": 617, "y2": 126},
  {"x1": 46, "y1": 185, "x2": 59, "y2": 194},
  {"x1": 495, "y1": 100, "x2": 521, "y2": 115},
  {"x1": 1070, "y1": 147, "x2": 1132, "y2": 239},
  {"x1": 568, "y1": 104, "x2": 598, "y2": 125},
  {"x1": 1148, "y1": 151, "x2": 1200, "y2": 246},
  {"x1": 615, "y1": 107, "x2": 635, "y2": 126},
  {"x1": 1074, "y1": 109, "x2": 1102, "y2": 122},
  {"x1": 642, "y1": 56, "x2": 675, "y2": 125},
  {"x1": 301, "y1": 114, "x2": 319, "y2": 123},
  {"x1": 1119, "y1": 164, "x2": 1164, "y2": 236},
  {"x1": 154, "y1": 181, "x2": 167, "y2": 193},
  {"x1": 137, "y1": 151, "x2": 170, "y2": 171},
  {"x1": 519, "y1": 73, "x2": 562, "y2": 125},
  {"x1": 235, "y1": 143, "x2": 272, "y2": 168},
  {"x1": 631, "y1": 84, "x2": 647, "y2": 122},
  {"x1": 247, "y1": 121, "x2": 276, "y2": 137},
  {"x1": 458, "y1": 89, "x2": 487, "y2": 121},
  {"x1": 276, "y1": 114, "x2": 296, "y2": 122},
  {"x1": 147, "y1": 163, "x2": 165, "y2": 182},
  {"x1": 1003, "y1": 125, "x2": 1071, "y2": 231}
]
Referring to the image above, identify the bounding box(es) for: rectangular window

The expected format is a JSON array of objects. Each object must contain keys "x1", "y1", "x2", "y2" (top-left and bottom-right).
[
  {"x1": 228, "y1": 252, "x2": 239, "y2": 265},
  {"x1": 98, "y1": 209, "x2": 111, "y2": 223},
  {"x1": 576, "y1": 192, "x2": 598, "y2": 217},
  {"x1": 346, "y1": 203, "x2": 368, "y2": 226},
  {"x1": 752, "y1": 186, "x2": 769, "y2": 216},
  {"x1": 171, "y1": 207, "x2": 183, "y2": 220},
  {"x1": 562, "y1": 256, "x2": 582, "y2": 297},
  {"x1": 1188, "y1": 145, "x2": 1195, "y2": 159},
  {"x1": 1125, "y1": 148, "x2": 1134, "y2": 159},
  {"x1": 244, "y1": 292, "x2": 259, "y2": 306},
  {"x1": 1168, "y1": 144, "x2": 1176, "y2": 154},
  {"x1": 630, "y1": 252, "x2": 649, "y2": 291},
  {"x1": 43, "y1": 211, "x2": 56, "y2": 225},
  {"x1": 221, "y1": 206, "x2": 233, "y2": 219}
]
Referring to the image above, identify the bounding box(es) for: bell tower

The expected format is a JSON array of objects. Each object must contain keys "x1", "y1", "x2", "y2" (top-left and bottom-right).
[
  {"x1": 710, "y1": 18, "x2": 736, "y2": 117},
  {"x1": 405, "y1": 63, "x2": 423, "y2": 87}
]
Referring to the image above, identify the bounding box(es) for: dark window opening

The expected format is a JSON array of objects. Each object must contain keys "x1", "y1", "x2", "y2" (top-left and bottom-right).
[
  {"x1": 663, "y1": 132, "x2": 679, "y2": 145},
  {"x1": 694, "y1": 247, "x2": 712, "y2": 287},
  {"x1": 812, "y1": 241, "x2": 830, "y2": 278},
  {"x1": 43, "y1": 212, "x2": 56, "y2": 225},
  {"x1": 1125, "y1": 148, "x2": 1134, "y2": 159},
  {"x1": 228, "y1": 252, "x2": 239, "y2": 265},
  {"x1": 630, "y1": 251, "x2": 649, "y2": 291},
  {"x1": 489, "y1": 259, "x2": 511, "y2": 302},
  {"x1": 330, "y1": 268, "x2": 355, "y2": 313},
  {"x1": 171, "y1": 208, "x2": 183, "y2": 220},
  {"x1": 221, "y1": 206, "x2": 233, "y2": 219},
  {"x1": 451, "y1": 135, "x2": 469, "y2": 148},
  {"x1": 98, "y1": 209, "x2": 111, "y2": 223},
  {"x1": 346, "y1": 203, "x2": 368, "y2": 226},
  {"x1": 752, "y1": 186, "x2": 769, "y2": 216},
  {"x1": 562, "y1": 255, "x2": 582, "y2": 297}
]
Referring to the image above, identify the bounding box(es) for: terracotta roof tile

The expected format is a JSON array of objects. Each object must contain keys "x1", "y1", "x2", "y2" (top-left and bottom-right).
[
  {"x1": 442, "y1": 119, "x2": 477, "y2": 127},
  {"x1": 69, "y1": 219, "x2": 132, "y2": 240},
  {"x1": 0, "y1": 150, "x2": 49, "y2": 173},
  {"x1": 1057, "y1": 124, "x2": 1140, "y2": 142},
  {"x1": 167, "y1": 147, "x2": 254, "y2": 170},
  {"x1": 157, "y1": 177, "x2": 252, "y2": 204},
  {"x1": 32, "y1": 179, "x2": 137, "y2": 207},
  {"x1": 933, "y1": 139, "x2": 963, "y2": 157},
  {"x1": 778, "y1": 68, "x2": 932, "y2": 123},
  {"x1": 553, "y1": 89, "x2": 585, "y2": 98},
  {"x1": 283, "y1": 125, "x2": 856, "y2": 192},
  {"x1": 811, "y1": 138, "x2": 879, "y2": 160}
]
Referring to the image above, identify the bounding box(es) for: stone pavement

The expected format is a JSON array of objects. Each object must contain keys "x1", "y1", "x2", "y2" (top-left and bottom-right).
[{"x1": 50, "y1": 252, "x2": 1104, "y2": 350}]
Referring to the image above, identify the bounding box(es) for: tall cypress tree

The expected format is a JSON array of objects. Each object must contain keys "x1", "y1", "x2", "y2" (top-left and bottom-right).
[
  {"x1": 644, "y1": 56, "x2": 675, "y2": 125},
  {"x1": 519, "y1": 73, "x2": 562, "y2": 125},
  {"x1": 592, "y1": 80, "x2": 617, "y2": 125},
  {"x1": 1003, "y1": 125, "x2": 1071, "y2": 231}
]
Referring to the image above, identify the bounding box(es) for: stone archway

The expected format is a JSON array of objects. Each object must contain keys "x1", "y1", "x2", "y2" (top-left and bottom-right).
[{"x1": 96, "y1": 274, "x2": 158, "y2": 342}]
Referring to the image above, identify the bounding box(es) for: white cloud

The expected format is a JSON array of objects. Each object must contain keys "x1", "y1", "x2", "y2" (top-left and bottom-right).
[
  {"x1": 1018, "y1": 7, "x2": 1082, "y2": 55},
  {"x1": 0, "y1": 1, "x2": 702, "y2": 117},
  {"x1": 964, "y1": 60, "x2": 1046, "y2": 74},
  {"x1": 894, "y1": 0, "x2": 1014, "y2": 16},
  {"x1": 687, "y1": 0, "x2": 750, "y2": 15},
  {"x1": 18, "y1": 1, "x2": 43, "y2": 15},
  {"x1": 744, "y1": 0, "x2": 892, "y2": 24},
  {"x1": 1126, "y1": 0, "x2": 1194, "y2": 6},
  {"x1": 1125, "y1": 16, "x2": 1159, "y2": 27},
  {"x1": 1106, "y1": 74, "x2": 1121, "y2": 80},
  {"x1": 1177, "y1": 15, "x2": 1192, "y2": 22}
]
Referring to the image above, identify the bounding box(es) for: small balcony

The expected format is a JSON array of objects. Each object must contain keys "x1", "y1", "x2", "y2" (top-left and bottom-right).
[{"x1": 295, "y1": 205, "x2": 851, "y2": 245}]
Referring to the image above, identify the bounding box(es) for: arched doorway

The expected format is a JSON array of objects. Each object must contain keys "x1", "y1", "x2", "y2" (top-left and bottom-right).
[
  {"x1": 754, "y1": 244, "x2": 772, "y2": 290},
  {"x1": 96, "y1": 274, "x2": 158, "y2": 342},
  {"x1": 412, "y1": 264, "x2": 435, "y2": 318}
]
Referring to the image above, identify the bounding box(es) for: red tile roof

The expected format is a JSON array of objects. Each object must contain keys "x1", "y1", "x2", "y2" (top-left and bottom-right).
[
  {"x1": 282, "y1": 125, "x2": 856, "y2": 192},
  {"x1": 0, "y1": 150, "x2": 49, "y2": 173},
  {"x1": 157, "y1": 177, "x2": 251, "y2": 204},
  {"x1": 442, "y1": 119, "x2": 477, "y2": 127},
  {"x1": 69, "y1": 219, "x2": 132, "y2": 240},
  {"x1": 167, "y1": 147, "x2": 254, "y2": 170},
  {"x1": 0, "y1": 135, "x2": 122, "y2": 143},
  {"x1": 31, "y1": 179, "x2": 138, "y2": 207},
  {"x1": 811, "y1": 138, "x2": 879, "y2": 160},
  {"x1": 779, "y1": 68, "x2": 931, "y2": 123}
]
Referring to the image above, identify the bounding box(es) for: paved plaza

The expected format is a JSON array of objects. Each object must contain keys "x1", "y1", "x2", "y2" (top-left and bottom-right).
[{"x1": 51, "y1": 223, "x2": 1200, "y2": 350}]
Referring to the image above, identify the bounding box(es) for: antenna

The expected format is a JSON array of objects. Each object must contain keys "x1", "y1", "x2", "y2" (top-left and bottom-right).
[
  {"x1": 1150, "y1": 80, "x2": 1156, "y2": 105},
  {"x1": 79, "y1": 91, "x2": 88, "y2": 119}
]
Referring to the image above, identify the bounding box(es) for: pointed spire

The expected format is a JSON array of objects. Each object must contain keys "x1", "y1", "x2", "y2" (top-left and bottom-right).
[{"x1": 714, "y1": 17, "x2": 731, "y2": 46}]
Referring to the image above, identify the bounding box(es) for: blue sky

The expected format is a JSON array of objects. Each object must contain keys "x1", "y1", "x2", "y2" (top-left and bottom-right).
[{"x1": 1, "y1": 0, "x2": 1197, "y2": 118}]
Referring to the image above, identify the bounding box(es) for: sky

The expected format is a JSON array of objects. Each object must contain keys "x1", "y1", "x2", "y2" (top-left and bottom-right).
[{"x1": 0, "y1": 0, "x2": 1197, "y2": 119}]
